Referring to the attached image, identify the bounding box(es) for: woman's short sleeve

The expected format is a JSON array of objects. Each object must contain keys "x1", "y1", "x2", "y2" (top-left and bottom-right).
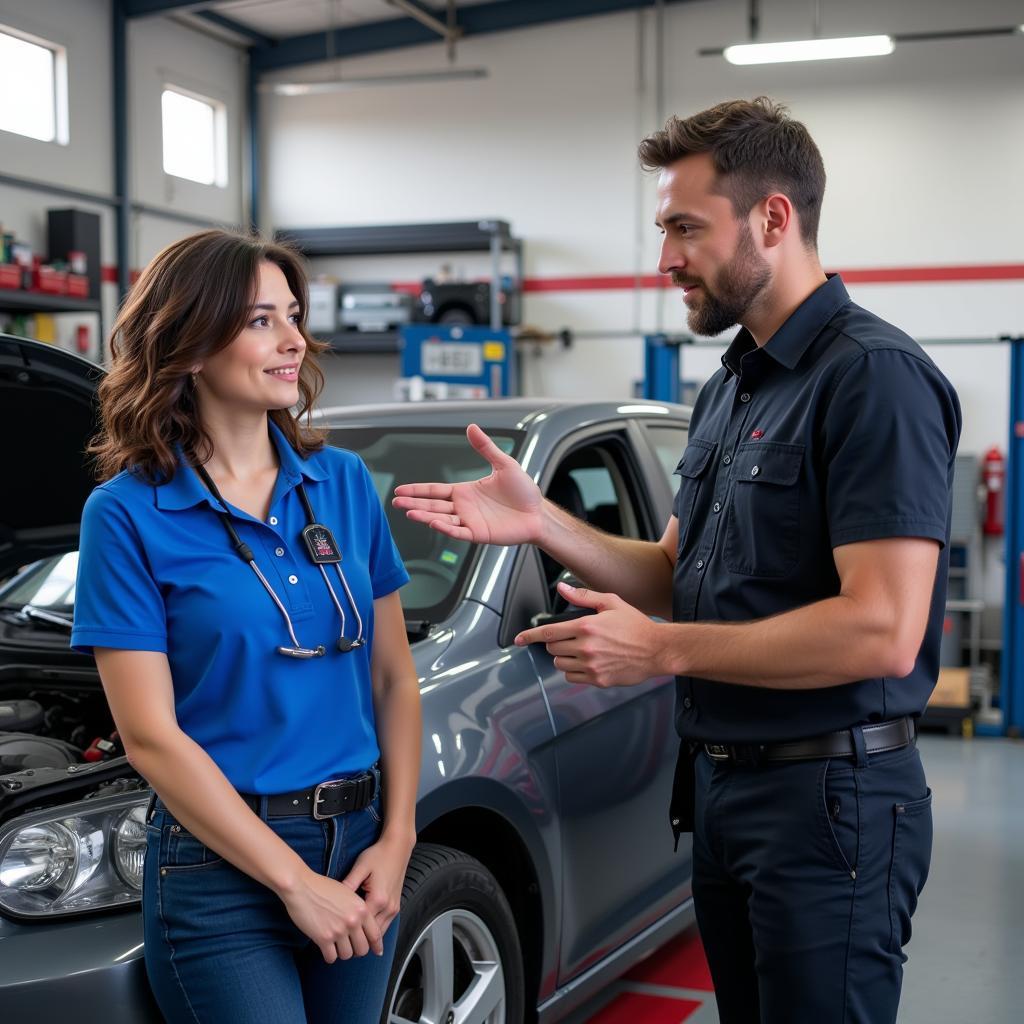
[{"x1": 70, "y1": 486, "x2": 168, "y2": 654}]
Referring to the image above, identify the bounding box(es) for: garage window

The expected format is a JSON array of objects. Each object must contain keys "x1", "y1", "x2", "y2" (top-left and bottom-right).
[
  {"x1": 0, "y1": 25, "x2": 68, "y2": 144},
  {"x1": 161, "y1": 86, "x2": 228, "y2": 187}
]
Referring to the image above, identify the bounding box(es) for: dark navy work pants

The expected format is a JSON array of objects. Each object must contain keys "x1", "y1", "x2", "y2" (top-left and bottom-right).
[{"x1": 693, "y1": 738, "x2": 933, "y2": 1024}]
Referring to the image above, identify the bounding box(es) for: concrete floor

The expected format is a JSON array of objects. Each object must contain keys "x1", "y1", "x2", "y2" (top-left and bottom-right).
[{"x1": 572, "y1": 734, "x2": 1024, "y2": 1023}]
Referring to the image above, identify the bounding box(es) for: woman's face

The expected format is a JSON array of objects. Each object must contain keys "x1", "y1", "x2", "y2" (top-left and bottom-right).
[{"x1": 196, "y1": 260, "x2": 307, "y2": 413}]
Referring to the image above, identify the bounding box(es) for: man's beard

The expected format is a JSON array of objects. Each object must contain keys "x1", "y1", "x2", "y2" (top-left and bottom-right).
[{"x1": 673, "y1": 224, "x2": 771, "y2": 337}]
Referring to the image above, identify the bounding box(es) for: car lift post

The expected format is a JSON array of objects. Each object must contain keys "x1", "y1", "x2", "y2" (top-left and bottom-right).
[
  {"x1": 1001, "y1": 336, "x2": 1024, "y2": 736},
  {"x1": 643, "y1": 333, "x2": 683, "y2": 404}
]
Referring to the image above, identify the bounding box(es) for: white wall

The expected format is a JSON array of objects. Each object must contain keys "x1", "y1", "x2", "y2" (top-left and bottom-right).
[
  {"x1": 264, "y1": 0, "x2": 1024, "y2": 456},
  {"x1": 0, "y1": 0, "x2": 246, "y2": 358}
]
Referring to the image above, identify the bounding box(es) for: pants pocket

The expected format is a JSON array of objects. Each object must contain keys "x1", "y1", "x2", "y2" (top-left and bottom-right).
[
  {"x1": 820, "y1": 759, "x2": 860, "y2": 878},
  {"x1": 156, "y1": 812, "x2": 225, "y2": 872},
  {"x1": 888, "y1": 789, "x2": 933, "y2": 955}
]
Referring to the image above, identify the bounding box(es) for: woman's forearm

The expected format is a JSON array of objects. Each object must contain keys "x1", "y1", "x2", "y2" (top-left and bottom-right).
[
  {"x1": 373, "y1": 674, "x2": 421, "y2": 846},
  {"x1": 128, "y1": 729, "x2": 310, "y2": 896}
]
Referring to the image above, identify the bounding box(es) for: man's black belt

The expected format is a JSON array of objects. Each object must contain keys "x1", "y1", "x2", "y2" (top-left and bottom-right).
[
  {"x1": 704, "y1": 716, "x2": 916, "y2": 766},
  {"x1": 240, "y1": 770, "x2": 377, "y2": 820}
]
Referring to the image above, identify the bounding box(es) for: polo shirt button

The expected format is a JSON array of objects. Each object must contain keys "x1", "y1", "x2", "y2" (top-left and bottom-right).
[
  {"x1": 269, "y1": 516, "x2": 279, "y2": 526},
  {"x1": 695, "y1": 559, "x2": 704, "y2": 570},
  {"x1": 740, "y1": 392, "x2": 751, "y2": 403},
  {"x1": 723, "y1": 454, "x2": 732, "y2": 465},
  {"x1": 713, "y1": 502, "x2": 722, "y2": 513},
  {"x1": 683, "y1": 696, "x2": 693, "y2": 710},
  {"x1": 288, "y1": 574, "x2": 298, "y2": 584},
  {"x1": 751, "y1": 465, "x2": 760, "y2": 477},
  {"x1": 275, "y1": 547, "x2": 285, "y2": 557}
]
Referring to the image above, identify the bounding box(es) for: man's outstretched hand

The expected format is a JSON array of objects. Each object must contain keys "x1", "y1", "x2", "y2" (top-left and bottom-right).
[{"x1": 392, "y1": 423, "x2": 544, "y2": 547}]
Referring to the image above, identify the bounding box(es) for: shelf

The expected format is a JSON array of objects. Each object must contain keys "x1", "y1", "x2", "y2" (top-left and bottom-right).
[
  {"x1": 278, "y1": 220, "x2": 519, "y2": 258},
  {"x1": 319, "y1": 331, "x2": 401, "y2": 354},
  {"x1": 0, "y1": 289, "x2": 101, "y2": 315}
]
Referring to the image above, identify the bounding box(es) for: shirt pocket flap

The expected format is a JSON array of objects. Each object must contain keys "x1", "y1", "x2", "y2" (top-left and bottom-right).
[
  {"x1": 674, "y1": 439, "x2": 717, "y2": 479},
  {"x1": 735, "y1": 442, "x2": 804, "y2": 486}
]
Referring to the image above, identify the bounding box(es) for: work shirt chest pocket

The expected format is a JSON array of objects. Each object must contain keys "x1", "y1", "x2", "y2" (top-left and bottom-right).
[
  {"x1": 674, "y1": 439, "x2": 717, "y2": 553},
  {"x1": 724, "y1": 441, "x2": 804, "y2": 578}
]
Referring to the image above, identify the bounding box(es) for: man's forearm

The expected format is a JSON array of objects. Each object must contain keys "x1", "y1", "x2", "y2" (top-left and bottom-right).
[
  {"x1": 536, "y1": 500, "x2": 673, "y2": 618},
  {"x1": 661, "y1": 593, "x2": 914, "y2": 689}
]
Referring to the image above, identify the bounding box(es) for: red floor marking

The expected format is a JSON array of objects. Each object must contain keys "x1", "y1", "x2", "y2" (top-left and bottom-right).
[
  {"x1": 625, "y1": 929, "x2": 715, "y2": 992},
  {"x1": 586, "y1": 991, "x2": 703, "y2": 1024}
]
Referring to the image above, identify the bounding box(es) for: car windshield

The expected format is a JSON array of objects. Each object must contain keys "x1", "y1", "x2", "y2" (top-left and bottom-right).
[
  {"x1": 0, "y1": 551, "x2": 78, "y2": 615},
  {"x1": 329, "y1": 426, "x2": 523, "y2": 625},
  {"x1": 0, "y1": 428, "x2": 521, "y2": 639}
]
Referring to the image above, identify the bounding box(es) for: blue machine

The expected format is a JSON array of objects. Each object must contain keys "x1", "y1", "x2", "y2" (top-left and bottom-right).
[{"x1": 400, "y1": 324, "x2": 515, "y2": 399}]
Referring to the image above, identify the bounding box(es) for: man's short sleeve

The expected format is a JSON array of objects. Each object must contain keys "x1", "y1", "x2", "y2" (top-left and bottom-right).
[
  {"x1": 70, "y1": 486, "x2": 168, "y2": 654},
  {"x1": 358, "y1": 461, "x2": 410, "y2": 599},
  {"x1": 823, "y1": 349, "x2": 961, "y2": 549}
]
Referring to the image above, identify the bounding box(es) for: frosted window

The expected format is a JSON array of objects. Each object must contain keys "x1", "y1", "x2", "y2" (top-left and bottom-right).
[
  {"x1": 0, "y1": 28, "x2": 66, "y2": 144},
  {"x1": 162, "y1": 88, "x2": 227, "y2": 186}
]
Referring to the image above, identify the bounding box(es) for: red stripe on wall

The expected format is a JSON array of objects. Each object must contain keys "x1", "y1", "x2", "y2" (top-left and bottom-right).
[{"x1": 100, "y1": 263, "x2": 1024, "y2": 292}]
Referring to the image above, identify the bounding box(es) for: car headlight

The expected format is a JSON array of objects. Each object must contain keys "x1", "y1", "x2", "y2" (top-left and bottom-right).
[{"x1": 0, "y1": 789, "x2": 151, "y2": 919}]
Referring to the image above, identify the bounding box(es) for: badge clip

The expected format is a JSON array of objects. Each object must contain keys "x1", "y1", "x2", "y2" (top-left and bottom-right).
[{"x1": 302, "y1": 524, "x2": 342, "y2": 564}]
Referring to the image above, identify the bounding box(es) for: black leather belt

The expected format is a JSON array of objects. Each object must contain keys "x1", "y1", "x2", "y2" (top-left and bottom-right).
[
  {"x1": 240, "y1": 770, "x2": 377, "y2": 820},
  {"x1": 704, "y1": 716, "x2": 916, "y2": 766}
]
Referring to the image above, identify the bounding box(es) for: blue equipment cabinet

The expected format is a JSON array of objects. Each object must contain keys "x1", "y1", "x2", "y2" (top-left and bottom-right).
[{"x1": 400, "y1": 325, "x2": 515, "y2": 398}]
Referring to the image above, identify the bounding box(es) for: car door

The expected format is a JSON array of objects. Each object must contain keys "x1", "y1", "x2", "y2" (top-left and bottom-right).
[{"x1": 526, "y1": 423, "x2": 690, "y2": 983}]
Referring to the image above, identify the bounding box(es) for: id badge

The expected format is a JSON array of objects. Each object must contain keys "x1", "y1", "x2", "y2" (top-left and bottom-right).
[{"x1": 302, "y1": 523, "x2": 342, "y2": 564}]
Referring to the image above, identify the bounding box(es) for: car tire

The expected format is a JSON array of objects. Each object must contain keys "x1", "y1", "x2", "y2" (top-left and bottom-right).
[
  {"x1": 383, "y1": 843, "x2": 525, "y2": 1024},
  {"x1": 436, "y1": 306, "x2": 476, "y2": 326}
]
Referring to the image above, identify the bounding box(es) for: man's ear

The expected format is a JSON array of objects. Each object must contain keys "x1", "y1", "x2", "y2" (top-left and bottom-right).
[{"x1": 761, "y1": 193, "x2": 794, "y2": 249}]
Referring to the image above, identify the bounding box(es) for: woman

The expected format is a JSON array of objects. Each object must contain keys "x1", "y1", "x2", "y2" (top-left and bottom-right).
[{"x1": 70, "y1": 229, "x2": 421, "y2": 1024}]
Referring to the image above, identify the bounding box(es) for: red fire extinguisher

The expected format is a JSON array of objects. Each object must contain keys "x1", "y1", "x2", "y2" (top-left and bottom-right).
[{"x1": 982, "y1": 446, "x2": 1005, "y2": 536}]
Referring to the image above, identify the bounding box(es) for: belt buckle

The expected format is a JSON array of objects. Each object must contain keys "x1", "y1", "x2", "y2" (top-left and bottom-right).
[
  {"x1": 705, "y1": 744, "x2": 731, "y2": 762},
  {"x1": 312, "y1": 779, "x2": 346, "y2": 820}
]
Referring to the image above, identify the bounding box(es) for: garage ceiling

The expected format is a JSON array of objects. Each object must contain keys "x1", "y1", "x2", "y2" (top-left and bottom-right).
[{"x1": 128, "y1": 1, "x2": 702, "y2": 62}]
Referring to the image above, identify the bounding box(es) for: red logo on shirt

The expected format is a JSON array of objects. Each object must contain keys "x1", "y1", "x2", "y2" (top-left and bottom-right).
[{"x1": 750, "y1": 429, "x2": 765, "y2": 440}]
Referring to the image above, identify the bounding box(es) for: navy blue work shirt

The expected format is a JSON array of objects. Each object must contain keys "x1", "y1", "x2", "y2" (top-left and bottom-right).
[
  {"x1": 672, "y1": 275, "x2": 962, "y2": 743},
  {"x1": 71, "y1": 421, "x2": 409, "y2": 793}
]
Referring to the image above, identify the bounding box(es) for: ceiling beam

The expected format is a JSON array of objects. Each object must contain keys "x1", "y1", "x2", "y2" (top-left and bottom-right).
[
  {"x1": 251, "y1": 0, "x2": 697, "y2": 73},
  {"x1": 197, "y1": 9, "x2": 277, "y2": 46}
]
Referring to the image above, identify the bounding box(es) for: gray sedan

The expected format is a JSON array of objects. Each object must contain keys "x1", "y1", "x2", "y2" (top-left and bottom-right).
[{"x1": 0, "y1": 336, "x2": 694, "y2": 1023}]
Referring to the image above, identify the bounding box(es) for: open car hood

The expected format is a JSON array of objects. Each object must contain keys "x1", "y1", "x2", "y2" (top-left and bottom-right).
[{"x1": 0, "y1": 335, "x2": 103, "y2": 577}]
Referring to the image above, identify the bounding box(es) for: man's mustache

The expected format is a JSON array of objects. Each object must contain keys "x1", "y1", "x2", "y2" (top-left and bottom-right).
[{"x1": 671, "y1": 272, "x2": 702, "y2": 289}]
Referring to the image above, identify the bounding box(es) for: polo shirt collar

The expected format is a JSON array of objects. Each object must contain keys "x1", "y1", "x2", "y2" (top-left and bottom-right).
[
  {"x1": 154, "y1": 419, "x2": 328, "y2": 510},
  {"x1": 721, "y1": 273, "x2": 851, "y2": 378}
]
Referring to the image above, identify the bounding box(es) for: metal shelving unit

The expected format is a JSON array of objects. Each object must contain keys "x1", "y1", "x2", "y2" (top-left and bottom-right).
[{"x1": 277, "y1": 220, "x2": 524, "y2": 352}]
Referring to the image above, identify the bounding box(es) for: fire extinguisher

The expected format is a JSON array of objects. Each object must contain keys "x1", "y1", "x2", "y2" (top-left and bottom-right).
[{"x1": 982, "y1": 446, "x2": 1005, "y2": 536}]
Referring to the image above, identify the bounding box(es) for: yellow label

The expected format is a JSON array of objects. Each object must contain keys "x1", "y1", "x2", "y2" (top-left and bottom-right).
[{"x1": 483, "y1": 341, "x2": 506, "y2": 361}]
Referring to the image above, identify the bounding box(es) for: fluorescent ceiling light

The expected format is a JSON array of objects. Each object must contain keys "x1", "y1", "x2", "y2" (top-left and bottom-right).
[
  {"x1": 269, "y1": 68, "x2": 487, "y2": 95},
  {"x1": 723, "y1": 34, "x2": 895, "y2": 65}
]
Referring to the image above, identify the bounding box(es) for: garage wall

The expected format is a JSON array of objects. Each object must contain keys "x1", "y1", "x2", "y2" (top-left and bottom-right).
[
  {"x1": 263, "y1": 0, "x2": 1024, "y2": 457},
  {"x1": 0, "y1": 0, "x2": 247, "y2": 358}
]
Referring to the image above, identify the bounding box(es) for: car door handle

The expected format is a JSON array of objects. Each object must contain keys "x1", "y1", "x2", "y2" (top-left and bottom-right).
[{"x1": 529, "y1": 607, "x2": 597, "y2": 629}]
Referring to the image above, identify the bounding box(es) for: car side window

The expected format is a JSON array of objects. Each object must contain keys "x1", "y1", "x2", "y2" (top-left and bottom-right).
[
  {"x1": 645, "y1": 424, "x2": 690, "y2": 491},
  {"x1": 541, "y1": 437, "x2": 646, "y2": 597}
]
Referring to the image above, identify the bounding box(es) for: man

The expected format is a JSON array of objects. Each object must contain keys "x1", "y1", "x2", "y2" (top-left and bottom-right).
[{"x1": 394, "y1": 97, "x2": 961, "y2": 1023}]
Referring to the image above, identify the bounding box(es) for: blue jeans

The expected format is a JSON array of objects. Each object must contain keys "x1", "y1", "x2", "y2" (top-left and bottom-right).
[
  {"x1": 143, "y1": 787, "x2": 399, "y2": 1024},
  {"x1": 693, "y1": 739, "x2": 933, "y2": 1024}
]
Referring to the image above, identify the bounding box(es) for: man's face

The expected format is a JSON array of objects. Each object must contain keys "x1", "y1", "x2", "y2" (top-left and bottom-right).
[{"x1": 655, "y1": 153, "x2": 771, "y2": 337}]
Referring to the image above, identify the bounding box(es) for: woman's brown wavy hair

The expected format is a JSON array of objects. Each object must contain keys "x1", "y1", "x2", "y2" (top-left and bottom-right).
[{"x1": 88, "y1": 229, "x2": 328, "y2": 483}]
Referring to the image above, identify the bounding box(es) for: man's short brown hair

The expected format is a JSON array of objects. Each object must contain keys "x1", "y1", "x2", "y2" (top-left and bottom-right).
[{"x1": 638, "y1": 97, "x2": 826, "y2": 248}]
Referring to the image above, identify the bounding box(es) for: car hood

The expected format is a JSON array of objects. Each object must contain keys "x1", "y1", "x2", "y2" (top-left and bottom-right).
[{"x1": 0, "y1": 335, "x2": 102, "y2": 577}]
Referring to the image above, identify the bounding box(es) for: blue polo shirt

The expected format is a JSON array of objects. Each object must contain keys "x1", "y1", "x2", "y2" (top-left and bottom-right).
[
  {"x1": 71, "y1": 422, "x2": 409, "y2": 793},
  {"x1": 672, "y1": 275, "x2": 962, "y2": 743}
]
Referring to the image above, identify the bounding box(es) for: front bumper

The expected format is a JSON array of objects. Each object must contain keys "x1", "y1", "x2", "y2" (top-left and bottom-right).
[{"x1": 0, "y1": 909, "x2": 160, "y2": 1023}]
